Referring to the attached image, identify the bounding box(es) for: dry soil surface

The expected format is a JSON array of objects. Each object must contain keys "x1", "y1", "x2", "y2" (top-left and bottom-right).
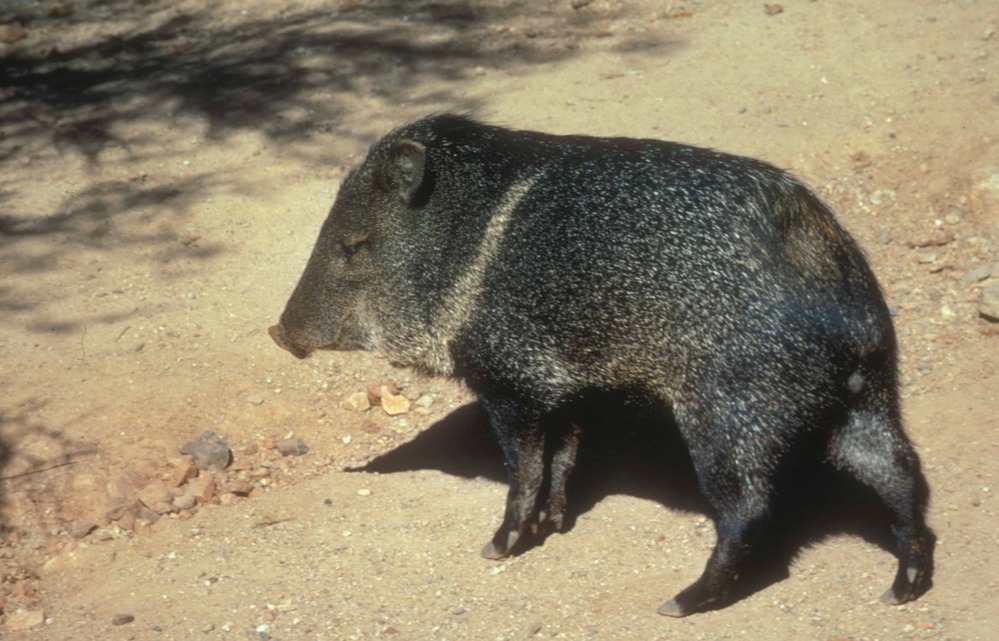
[{"x1": 2, "y1": 1, "x2": 998, "y2": 640}]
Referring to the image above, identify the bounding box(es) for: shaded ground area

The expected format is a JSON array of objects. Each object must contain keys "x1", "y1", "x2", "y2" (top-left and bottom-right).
[{"x1": 1, "y1": 0, "x2": 655, "y2": 164}]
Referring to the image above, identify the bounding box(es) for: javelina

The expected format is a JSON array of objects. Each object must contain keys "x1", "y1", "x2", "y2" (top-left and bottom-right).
[{"x1": 269, "y1": 114, "x2": 932, "y2": 616}]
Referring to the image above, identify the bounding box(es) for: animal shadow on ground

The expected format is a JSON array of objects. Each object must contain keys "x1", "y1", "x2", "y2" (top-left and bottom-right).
[{"x1": 351, "y1": 398, "x2": 921, "y2": 607}]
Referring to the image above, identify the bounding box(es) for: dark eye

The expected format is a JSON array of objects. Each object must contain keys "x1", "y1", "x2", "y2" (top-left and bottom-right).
[{"x1": 342, "y1": 240, "x2": 364, "y2": 262}]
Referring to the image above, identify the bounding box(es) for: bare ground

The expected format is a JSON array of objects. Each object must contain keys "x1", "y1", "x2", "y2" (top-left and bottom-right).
[{"x1": 1, "y1": 1, "x2": 998, "y2": 639}]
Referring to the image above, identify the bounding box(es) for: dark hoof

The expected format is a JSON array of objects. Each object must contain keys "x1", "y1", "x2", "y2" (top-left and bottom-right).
[
  {"x1": 658, "y1": 578, "x2": 729, "y2": 617},
  {"x1": 480, "y1": 541, "x2": 508, "y2": 560},
  {"x1": 879, "y1": 588, "x2": 906, "y2": 606},
  {"x1": 480, "y1": 529, "x2": 520, "y2": 560},
  {"x1": 657, "y1": 598, "x2": 692, "y2": 618},
  {"x1": 879, "y1": 577, "x2": 919, "y2": 605},
  {"x1": 532, "y1": 509, "x2": 564, "y2": 538},
  {"x1": 880, "y1": 564, "x2": 928, "y2": 605}
]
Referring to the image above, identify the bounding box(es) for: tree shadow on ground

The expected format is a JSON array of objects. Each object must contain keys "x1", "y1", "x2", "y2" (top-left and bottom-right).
[
  {"x1": 0, "y1": 171, "x2": 228, "y2": 323},
  {"x1": 353, "y1": 401, "x2": 914, "y2": 608},
  {"x1": 0, "y1": 0, "x2": 667, "y2": 163}
]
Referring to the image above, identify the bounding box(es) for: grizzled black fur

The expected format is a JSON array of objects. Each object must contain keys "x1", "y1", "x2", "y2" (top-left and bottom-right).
[{"x1": 269, "y1": 114, "x2": 933, "y2": 616}]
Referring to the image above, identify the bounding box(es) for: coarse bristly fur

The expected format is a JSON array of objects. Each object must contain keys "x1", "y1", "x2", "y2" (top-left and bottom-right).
[{"x1": 269, "y1": 114, "x2": 933, "y2": 617}]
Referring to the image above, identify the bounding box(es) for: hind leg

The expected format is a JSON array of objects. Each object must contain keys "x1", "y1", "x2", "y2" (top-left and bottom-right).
[
  {"x1": 828, "y1": 407, "x2": 933, "y2": 604},
  {"x1": 658, "y1": 505, "x2": 770, "y2": 617},
  {"x1": 659, "y1": 406, "x2": 784, "y2": 617}
]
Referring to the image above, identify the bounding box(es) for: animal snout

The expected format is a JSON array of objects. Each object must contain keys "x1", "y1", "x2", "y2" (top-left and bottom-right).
[{"x1": 268, "y1": 324, "x2": 310, "y2": 360}]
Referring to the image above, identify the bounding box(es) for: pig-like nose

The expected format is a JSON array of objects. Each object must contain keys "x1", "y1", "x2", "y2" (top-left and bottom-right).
[{"x1": 268, "y1": 324, "x2": 310, "y2": 360}]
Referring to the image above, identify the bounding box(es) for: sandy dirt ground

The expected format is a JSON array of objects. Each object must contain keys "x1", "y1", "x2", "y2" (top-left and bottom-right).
[{"x1": 2, "y1": 1, "x2": 998, "y2": 639}]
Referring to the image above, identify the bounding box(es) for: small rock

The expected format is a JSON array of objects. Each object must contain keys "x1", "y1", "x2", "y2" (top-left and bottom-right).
[
  {"x1": 908, "y1": 230, "x2": 954, "y2": 248},
  {"x1": 960, "y1": 263, "x2": 994, "y2": 286},
  {"x1": 277, "y1": 438, "x2": 309, "y2": 457},
  {"x1": 224, "y1": 479, "x2": 254, "y2": 496},
  {"x1": 111, "y1": 613, "x2": 135, "y2": 626},
  {"x1": 168, "y1": 457, "x2": 197, "y2": 488},
  {"x1": 5, "y1": 609, "x2": 45, "y2": 630},
  {"x1": 186, "y1": 473, "x2": 216, "y2": 504},
  {"x1": 388, "y1": 417, "x2": 410, "y2": 433},
  {"x1": 877, "y1": 228, "x2": 892, "y2": 245},
  {"x1": 173, "y1": 494, "x2": 197, "y2": 511},
  {"x1": 135, "y1": 504, "x2": 162, "y2": 525},
  {"x1": 764, "y1": 3, "x2": 783, "y2": 16},
  {"x1": 247, "y1": 395, "x2": 265, "y2": 406},
  {"x1": 979, "y1": 283, "x2": 999, "y2": 322},
  {"x1": 357, "y1": 488, "x2": 371, "y2": 496},
  {"x1": 368, "y1": 381, "x2": 399, "y2": 406},
  {"x1": 342, "y1": 391, "x2": 371, "y2": 412},
  {"x1": 114, "y1": 509, "x2": 136, "y2": 532},
  {"x1": 571, "y1": 0, "x2": 593, "y2": 9},
  {"x1": 180, "y1": 431, "x2": 232, "y2": 471},
  {"x1": 415, "y1": 394, "x2": 435, "y2": 409},
  {"x1": 106, "y1": 496, "x2": 141, "y2": 523},
  {"x1": 70, "y1": 519, "x2": 98, "y2": 539},
  {"x1": 915, "y1": 252, "x2": 937, "y2": 264},
  {"x1": 138, "y1": 481, "x2": 176, "y2": 515},
  {"x1": 381, "y1": 386, "x2": 411, "y2": 416}
]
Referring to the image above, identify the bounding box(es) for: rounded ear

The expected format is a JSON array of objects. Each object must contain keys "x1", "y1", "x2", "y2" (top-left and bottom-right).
[{"x1": 385, "y1": 139, "x2": 427, "y2": 203}]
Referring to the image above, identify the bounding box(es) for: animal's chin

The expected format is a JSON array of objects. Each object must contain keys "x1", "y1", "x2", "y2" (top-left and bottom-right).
[{"x1": 267, "y1": 323, "x2": 367, "y2": 359}]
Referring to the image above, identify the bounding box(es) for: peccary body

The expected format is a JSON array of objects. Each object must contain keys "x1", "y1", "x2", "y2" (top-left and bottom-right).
[{"x1": 269, "y1": 114, "x2": 932, "y2": 616}]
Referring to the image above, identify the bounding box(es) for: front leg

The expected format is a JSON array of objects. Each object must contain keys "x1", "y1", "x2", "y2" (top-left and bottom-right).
[{"x1": 479, "y1": 398, "x2": 547, "y2": 560}]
